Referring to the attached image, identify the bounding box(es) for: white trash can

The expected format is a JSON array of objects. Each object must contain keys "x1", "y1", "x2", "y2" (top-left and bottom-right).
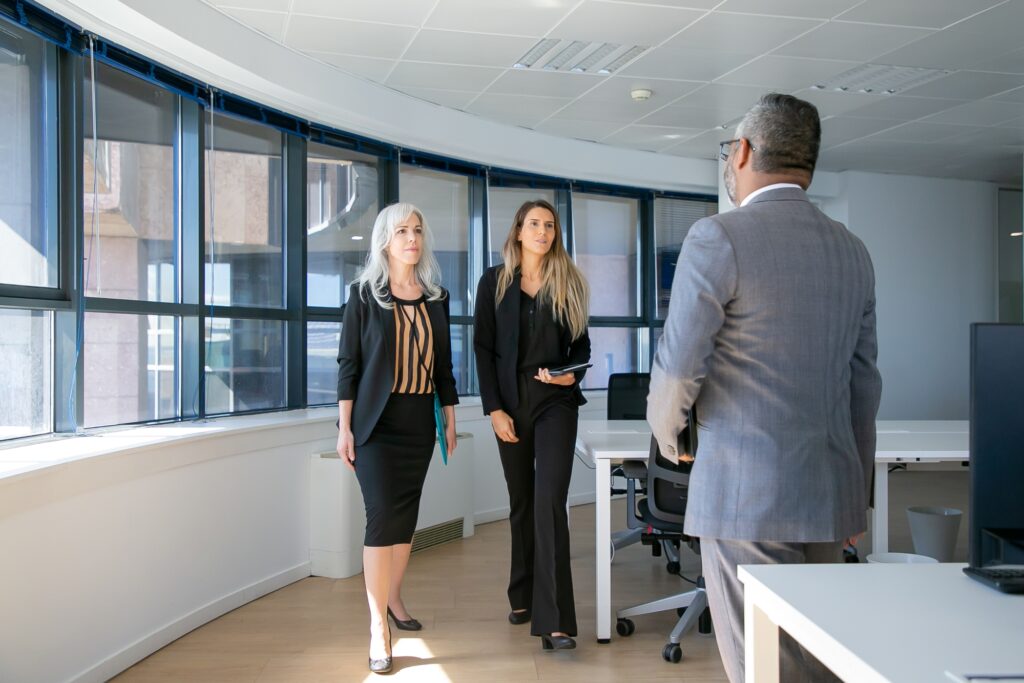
[
  {"x1": 906, "y1": 506, "x2": 962, "y2": 562},
  {"x1": 865, "y1": 552, "x2": 938, "y2": 564}
]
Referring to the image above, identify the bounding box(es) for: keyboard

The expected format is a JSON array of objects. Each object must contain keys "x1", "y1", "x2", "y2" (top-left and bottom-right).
[{"x1": 963, "y1": 566, "x2": 1024, "y2": 594}]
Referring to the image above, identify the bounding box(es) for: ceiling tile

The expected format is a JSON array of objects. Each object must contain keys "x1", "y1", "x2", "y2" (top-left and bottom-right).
[
  {"x1": 425, "y1": 0, "x2": 576, "y2": 36},
  {"x1": 791, "y1": 88, "x2": 880, "y2": 117},
  {"x1": 817, "y1": 141, "x2": 931, "y2": 174},
  {"x1": 665, "y1": 12, "x2": 821, "y2": 55},
  {"x1": 715, "y1": 0, "x2": 861, "y2": 19},
  {"x1": 486, "y1": 69, "x2": 605, "y2": 98},
  {"x1": 921, "y1": 99, "x2": 1024, "y2": 126},
  {"x1": 386, "y1": 62, "x2": 503, "y2": 91},
  {"x1": 989, "y1": 86, "x2": 1024, "y2": 103},
  {"x1": 842, "y1": 95, "x2": 963, "y2": 120},
  {"x1": 602, "y1": 124, "x2": 706, "y2": 152},
  {"x1": 820, "y1": 116, "x2": 903, "y2": 147},
  {"x1": 305, "y1": 52, "x2": 396, "y2": 81},
  {"x1": 467, "y1": 93, "x2": 573, "y2": 128},
  {"x1": 621, "y1": 47, "x2": 757, "y2": 81},
  {"x1": 968, "y1": 48, "x2": 1024, "y2": 75},
  {"x1": 284, "y1": 15, "x2": 416, "y2": 58},
  {"x1": 662, "y1": 129, "x2": 726, "y2": 160},
  {"x1": 946, "y1": 126, "x2": 1024, "y2": 147},
  {"x1": 290, "y1": 0, "x2": 437, "y2": 25},
  {"x1": 401, "y1": 30, "x2": 537, "y2": 67},
  {"x1": 715, "y1": 56, "x2": 859, "y2": 92},
  {"x1": 900, "y1": 71, "x2": 1024, "y2": 100},
  {"x1": 391, "y1": 87, "x2": 479, "y2": 109},
  {"x1": 551, "y1": 2, "x2": 705, "y2": 46},
  {"x1": 610, "y1": 0, "x2": 721, "y2": 8},
  {"x1": 772, "y1": 22, "x2": 933, "y2": 62},
  {"x1": 866, "y1": 121, "x2": 987, "y2": 143},
  {"x1": 210, "y1": 0, "x2": 290, "y2": 11},
  {"x1": 835, "y1": 0, "x2": 1005, "y2": 29},
  {"x1": 571, "y1": 76, "x2": 703, "y2": 110},
  {"x1": 219, "y1": 7, "x2": 287, "y2": 42},
  {"x1": 638, "y1": 104, "x2": 741, "y2": 128},
  {"x1": 534, "y1": 118, "x2": 627, "y2": 142},
  {"x1": 674, "y1": 83, "x2": 779, "y2": 122}
]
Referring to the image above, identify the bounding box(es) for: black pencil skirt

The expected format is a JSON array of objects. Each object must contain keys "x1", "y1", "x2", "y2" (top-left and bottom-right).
[{"x1": 354, "y1": 393, "x2": 436, "y2": 547}]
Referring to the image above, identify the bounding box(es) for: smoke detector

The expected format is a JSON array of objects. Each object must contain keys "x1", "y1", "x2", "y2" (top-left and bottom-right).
[{"x1": 631, "y1": 88, "x2": 653, "y2": 102}]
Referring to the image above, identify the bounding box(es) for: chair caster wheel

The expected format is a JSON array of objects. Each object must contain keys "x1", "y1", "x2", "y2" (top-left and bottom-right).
[
  {"x1": 663, "y1": 643, "x2": 683, "y2": 663},
  {"x1": 616, "y1": 618, "x2": 635, "y2": 636},
  {"x1": 667, "y1": 561, "x2": 680, "y2": 574}
]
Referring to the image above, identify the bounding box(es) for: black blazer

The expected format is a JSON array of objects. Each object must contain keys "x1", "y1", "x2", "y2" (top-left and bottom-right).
[
  {"x1": 337, "y1": 282, "x2": 459, "y2": 446},
  {"x1": 473, "y1": 265, "x2": 590, "y2": 415}
]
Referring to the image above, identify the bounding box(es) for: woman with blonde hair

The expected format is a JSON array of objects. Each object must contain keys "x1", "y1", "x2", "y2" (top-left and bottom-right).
[
  {"x1": 336, "y1": 203, "x2": 458, "y2": 674},
  {"x1": 473, "y1": 199, "x2": 591, "y2": 651}
]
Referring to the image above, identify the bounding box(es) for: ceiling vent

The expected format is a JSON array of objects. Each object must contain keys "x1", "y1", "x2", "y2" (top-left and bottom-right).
[
  {"x1": 811, "y1": 64, "x2": 951, "y2": 95},
  {"x1": 513, "y1": 39, "x2": 648, "y2": 75}
]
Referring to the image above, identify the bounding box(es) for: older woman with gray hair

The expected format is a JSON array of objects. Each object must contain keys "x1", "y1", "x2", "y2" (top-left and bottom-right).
[{"x1": 336, "y1": 202, "x2": 459, "y2": 674}]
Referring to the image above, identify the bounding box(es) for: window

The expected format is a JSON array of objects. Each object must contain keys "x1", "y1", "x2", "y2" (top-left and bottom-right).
[
  {"x1": 307, "y1": 321, "x2": 340, "y2": 405},
  {"x1": 205, "y1": 317, "x2": 285, "y2": 414},
  {"x1": 450, "y1": 324, "x2": 476, "y2": 395},
  {"x1": 487, "y1": 187, "x2": 556, "y2": 267},
  {"x1": 205, "y1": 113, "x2": 284, "y2": 308},
  {"x1": 655, "y1": 197, "x2": 716, "y2": 318},
  {"x1": 573, "y1": 193, "x2": 639, "y2": 317},
  {"x1": 84, "y1": 313, "x2": 177, "y2": 427},
  {"x1": 0, "y1": 309, "x2": 51, "y2": 439},
  {"x1": 0, "y1": 25, "x2": 57, "y2": 289},
  {"x1": 399, "y1": 166, "x2": 470, "y2": 315},
  {"x1": 306, "y1": 143, "x2": 378, "y2": 308},
  {"x1": 582, "y1": 327, "x2": 639, "y2": 390},
  {"x1": 83, "y1": 62, "x2": 177, "y2": 302}
]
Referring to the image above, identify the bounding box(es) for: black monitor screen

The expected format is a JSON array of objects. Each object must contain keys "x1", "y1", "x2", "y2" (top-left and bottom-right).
[{"x1": 969, "y1": 324, "x2": 1024, "y2": 567}]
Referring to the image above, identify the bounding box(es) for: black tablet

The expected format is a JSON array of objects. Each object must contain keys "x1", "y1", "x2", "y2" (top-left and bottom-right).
[{"x1": 547, "y1": 362, "x2": 593, "y2": 377}]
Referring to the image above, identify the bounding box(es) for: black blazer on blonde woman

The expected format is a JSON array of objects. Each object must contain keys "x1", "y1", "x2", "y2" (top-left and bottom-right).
[
  {"x1": 337, "y1": 282, "x2": 459, "y2": 446},
  {"x1": 473, "y1": 265, "x2": 590, "y2": 415}
]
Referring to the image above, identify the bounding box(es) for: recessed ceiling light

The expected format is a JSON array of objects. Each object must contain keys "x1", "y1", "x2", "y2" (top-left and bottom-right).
[
  {"x1": 513, "y1": 38, "x2": 559, "y2": 69},
  {"x1": 542, "y1": 41, "x2": 586, "y2": 70},
  {"x1": 664, "y1": 134, "x2": 682, "y2": 139},
  {"x1": 570, "y1": 43, "x2": 619, "y2": 73},
  {"x1": 814, "y1": 64, "x2": 950, "y2": 96},
  {"x1": 599, "y1": 46, "x2": 647, "y2": 75},
  {"x1": 1012, "y1": 232, "x2": 1023, "y2": 237},
  {"x1": 351, "y1": 235, "x2": 364, "y2": 241},
  {"x1": 513, "y1": 39, "x2": 648, "y2": 75}
]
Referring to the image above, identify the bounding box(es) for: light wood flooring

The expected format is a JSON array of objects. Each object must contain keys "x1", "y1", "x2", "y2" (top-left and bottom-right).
[{"x1": 113, "y1": 468, "x2": 968, "y2": 682}]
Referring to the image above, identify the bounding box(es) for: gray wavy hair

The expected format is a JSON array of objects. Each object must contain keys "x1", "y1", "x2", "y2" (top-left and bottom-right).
[{"x1": 352, "y1": 202, "x2": 443, "y2": 309}]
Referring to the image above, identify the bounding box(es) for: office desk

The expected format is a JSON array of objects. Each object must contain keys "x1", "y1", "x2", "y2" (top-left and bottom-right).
[
  {"x1": 576, "y1": 419, "x2": 969, "y2": 643},
  {"x1": 739, "y1": 563, "x2": 1024, "y2": 682}
]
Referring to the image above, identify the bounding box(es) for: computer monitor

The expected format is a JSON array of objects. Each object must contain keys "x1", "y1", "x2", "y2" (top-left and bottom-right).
[{"x1": 968, "y1": 323, "x2": 1024, "y2": 568}]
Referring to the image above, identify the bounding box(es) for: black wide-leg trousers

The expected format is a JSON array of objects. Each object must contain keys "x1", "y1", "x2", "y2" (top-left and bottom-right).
[{"x1": 496, "y1": 374, "x2": 578, "y2": 637}]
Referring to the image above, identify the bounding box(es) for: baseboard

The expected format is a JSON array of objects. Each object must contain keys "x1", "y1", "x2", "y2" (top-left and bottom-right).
[{"x1": 71, "y1": 562, "x2": 311, "y2": 683}]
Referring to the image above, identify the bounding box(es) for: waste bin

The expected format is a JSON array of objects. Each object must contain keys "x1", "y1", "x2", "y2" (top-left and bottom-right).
[
  {"x1": 865, "y1": 552, "x2": 938, "y2": 564},
  {"x1": 906, "y1": 505, "x2": 962, "y2": 562}
]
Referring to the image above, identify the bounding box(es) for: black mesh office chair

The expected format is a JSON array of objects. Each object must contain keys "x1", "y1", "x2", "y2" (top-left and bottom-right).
[
  {"x1": 616, "y1": 435, "x2": 712, "y2": 664},
  {"x1": 607, "y1": 373, "x2": 651, "y2": 555}
]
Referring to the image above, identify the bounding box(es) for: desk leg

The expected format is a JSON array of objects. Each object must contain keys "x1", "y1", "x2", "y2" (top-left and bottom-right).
[
  {"x1": 871, "y1": 461, "x2": 888, "y2": 556},
  {"x1": 744, "y1": 592, "x2": 779, "y2": 683},
  {"x1": 595, "y1": 459, "x2": 611, "y2": 644}
]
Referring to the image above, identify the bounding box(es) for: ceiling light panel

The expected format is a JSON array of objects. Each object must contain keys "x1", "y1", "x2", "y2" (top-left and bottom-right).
[
  {"x1": 813, "y1": 64, "x2": 950, "y2": 94},
  {"x1": 512, "y1": 39, "x2": 648, "y2": 74}
]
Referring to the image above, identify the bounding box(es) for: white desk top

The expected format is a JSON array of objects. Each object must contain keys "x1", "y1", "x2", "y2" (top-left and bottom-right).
[
  {"x1": 739, "y1": 563, "x2": 1024, "y2": 683},
  {"x1": 576, "y1": 419, "x2": 969, "y2": 463}
]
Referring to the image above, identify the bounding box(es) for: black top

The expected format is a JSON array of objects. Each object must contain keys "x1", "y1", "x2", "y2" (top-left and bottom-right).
[
  {"x1": 517, "y1": 291, "x2": 565, "y2": 375},
  {"x1": 337, "y1": 283, "x2": 459, "y2": 446},
  {"x1": 473, "y1": 265, "x2": 591, "y2": 415}
]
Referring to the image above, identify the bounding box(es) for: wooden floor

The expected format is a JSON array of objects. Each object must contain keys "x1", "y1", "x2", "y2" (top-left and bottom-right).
[{"x1": 114, "y1": 468, "x2": 968, "y2": 682}]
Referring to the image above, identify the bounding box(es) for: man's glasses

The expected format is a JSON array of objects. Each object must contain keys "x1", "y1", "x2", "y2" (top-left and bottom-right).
[{"x1": 719, "y1": 138, "x2": 756, "y2": 161}]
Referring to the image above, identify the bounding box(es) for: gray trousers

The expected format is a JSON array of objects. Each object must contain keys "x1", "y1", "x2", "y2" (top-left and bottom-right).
[{"x1": 700, "y1": 538, "x2": 845, "y2": 683}]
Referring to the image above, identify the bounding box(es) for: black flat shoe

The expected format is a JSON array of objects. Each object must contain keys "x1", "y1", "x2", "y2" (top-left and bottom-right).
[
  {"x1": 540, "y1": 634, "x2": 576, "y2": 651},
  {"x1": 508, "y1": 609, "x2": 531, "y2": 625},
  {"x1": 368, "y1": 628, "x2": 393, "y2": 674},
  {"x1": 388, "y1": 606, "x2": 422, "y2": 631}
]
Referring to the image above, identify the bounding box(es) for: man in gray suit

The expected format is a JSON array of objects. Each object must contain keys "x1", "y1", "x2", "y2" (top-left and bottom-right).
[{"x1": 648, "y1": 93, "x2": 882, "y2": 683}]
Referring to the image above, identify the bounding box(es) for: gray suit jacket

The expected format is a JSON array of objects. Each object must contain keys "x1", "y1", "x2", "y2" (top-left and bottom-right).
[{"x1": 648, "y1": 187, "x2": 882, "y2": 542}]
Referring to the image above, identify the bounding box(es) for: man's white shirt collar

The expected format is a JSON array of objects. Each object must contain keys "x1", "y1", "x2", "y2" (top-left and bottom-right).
[{"x1": 740, "y1": 183, "x2": 803, "y2": 207}]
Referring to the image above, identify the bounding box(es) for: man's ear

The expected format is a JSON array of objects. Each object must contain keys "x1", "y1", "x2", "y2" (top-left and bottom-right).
[{"x1": 735, "y1": 138, "x2": 754, "y2": 169}]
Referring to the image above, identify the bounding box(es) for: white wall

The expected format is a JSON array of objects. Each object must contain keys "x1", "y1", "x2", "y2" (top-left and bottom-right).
[{"x1": 820, "y1": 172, "x2": 998, "y2": 419}]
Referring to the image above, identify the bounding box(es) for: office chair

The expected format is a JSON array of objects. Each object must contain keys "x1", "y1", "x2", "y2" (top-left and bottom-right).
[
  {"x1": 607, "y1": 373, "x2": 651, "y2": 555},
  {"x1": 616, "y1": 436, "x2": 712, "y2": 664}
]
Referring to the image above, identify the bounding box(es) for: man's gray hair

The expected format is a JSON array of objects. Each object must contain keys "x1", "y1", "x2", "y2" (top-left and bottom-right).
[{"x1": 735, "y1": 93, "x2": 821, "y2": 175}]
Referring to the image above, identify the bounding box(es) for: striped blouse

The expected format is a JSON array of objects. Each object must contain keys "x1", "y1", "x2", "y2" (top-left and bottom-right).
[{"x1": 391, "y1": 297, "x2": 434, "y2": 394}]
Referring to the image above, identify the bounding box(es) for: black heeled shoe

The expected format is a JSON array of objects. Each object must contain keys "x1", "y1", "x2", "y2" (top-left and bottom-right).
[
  {"x1": 388, "y1": 606, "x2": 422, "y2": 631},
  {"x1": 368, "y1": 627, "x2": 393, "y2": 674},
  {"x1": 540, "y1": 634, "x2": 576, "y2": 651},
  {"x1": 508, "y1": 609, "x2": 531, "y2": 625}
]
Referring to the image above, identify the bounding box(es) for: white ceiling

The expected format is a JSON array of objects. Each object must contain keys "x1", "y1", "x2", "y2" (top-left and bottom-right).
[{"x1": 203, "y1": 0, "x2": 1024, "y2": 186}]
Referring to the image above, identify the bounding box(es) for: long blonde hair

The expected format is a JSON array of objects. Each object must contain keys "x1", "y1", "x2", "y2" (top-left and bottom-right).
[
  {"x1": 352, "y1": 203, "x2": 443, "y2": 309},
  {"x1": 496, "y1": 199, "x2": 589, "y2": 340}
]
